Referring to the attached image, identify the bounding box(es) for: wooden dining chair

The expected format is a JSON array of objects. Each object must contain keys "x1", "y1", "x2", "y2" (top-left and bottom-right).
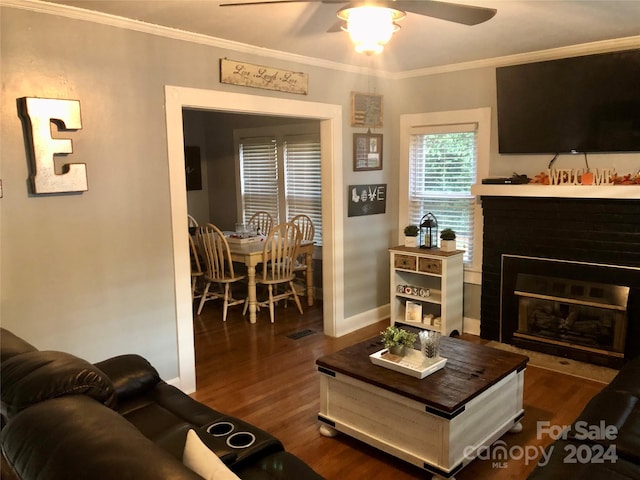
[
  {"x1": 248, "y1": 211, "x2": 274, "y2": 236},
  {"x1": 245, "y1": 222, "x2": 303, "y2": 323},
  {"x1": 289, "y1": 214, "x2": 315, "y2": 295},
  {"x1": 195, "y1": 223, "x2": 246, "y2": 321},
  {"x1": 188, "y1": 234, "x2": 204, "y2": 301},
  {"x1": 188, "y1": 214, "x2": 199, "y2": 236}
]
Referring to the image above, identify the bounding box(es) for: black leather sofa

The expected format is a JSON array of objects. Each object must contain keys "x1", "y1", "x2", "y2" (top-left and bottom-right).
[
  {"x1": 527, "y1": 355, "x2": 640, "y2": 479},
  {"x1": 0, "y1": 328, "x2": 323, "y2": 480}
]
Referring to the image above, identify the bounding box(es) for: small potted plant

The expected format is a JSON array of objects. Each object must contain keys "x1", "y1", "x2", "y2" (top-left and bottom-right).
[
  {"x1": 403, "y1": 225, "x2": 419, "y2": 247},
  {"x1": 380, "y1": 325, "x2": 418, "y2": 356},
  {"x1": 440, "y1": 228, "x2": 456, "y2": 252}
]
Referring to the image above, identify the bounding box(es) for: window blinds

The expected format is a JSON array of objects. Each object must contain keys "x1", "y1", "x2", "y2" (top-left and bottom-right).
[
  {"x1": 408, "y1": 124, "x2": 477, "y2": 263},
  {"x1": 239, "y1": 133, "x2": 322, "y2": 245},
  {"x1": 239, "y1": 137, "x2": 279, "y2": 223},
  {"x1": 284, "y1": 134, "x2": 322, "y2": 245}
]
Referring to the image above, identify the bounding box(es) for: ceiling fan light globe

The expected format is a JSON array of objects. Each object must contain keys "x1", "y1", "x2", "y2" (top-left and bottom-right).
[{"x1": 338, "y1": 6, "x2": 405, "y2": 55}]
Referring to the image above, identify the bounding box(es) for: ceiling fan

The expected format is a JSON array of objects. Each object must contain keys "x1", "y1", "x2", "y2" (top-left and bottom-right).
[
  {"x1": 220, "y1": 0, "x2": 497, "y2": 27},
  {"x1": 219, "y1": 0, "x2": 497, "y2": 54}
]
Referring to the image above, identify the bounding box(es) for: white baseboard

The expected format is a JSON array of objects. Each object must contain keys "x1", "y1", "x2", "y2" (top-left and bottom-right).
[
  {"x1": 166, "y1": 376, "x2": 193, "y2": 393},
  {"x1": 337, "y1": 304, "x2": 390, "y2": 337},
  {"x1": 339, "y1": 307, "x2": 481, "y2": 338},
  {"x1": 463, "y1": 316, "x2": 481, "y2": 336}
]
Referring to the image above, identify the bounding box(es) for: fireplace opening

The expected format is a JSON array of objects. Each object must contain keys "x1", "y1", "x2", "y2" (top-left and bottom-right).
[
  {"x1": 501, "y1": 255, "x2": 640, "y2": 368},
  {"x1": 514, "y1": 274, "x2": 628, "y2": 359}
]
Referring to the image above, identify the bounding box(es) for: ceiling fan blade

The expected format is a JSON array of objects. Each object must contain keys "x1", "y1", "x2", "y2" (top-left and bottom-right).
[
  {"x1": 326, "y1": 20, "x2": 345, "y2": 33},
  {"x1": 220, "y1": 0, "x2": 321, "y2": 6},
  {"x1": 392, "y1": 0, "x2": 496, "y2": 26}
]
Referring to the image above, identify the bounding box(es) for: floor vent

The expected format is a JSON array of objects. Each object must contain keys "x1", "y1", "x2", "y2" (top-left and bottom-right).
[{"x1": 287, "y1": 329, "x2": 316, "y2": 340}]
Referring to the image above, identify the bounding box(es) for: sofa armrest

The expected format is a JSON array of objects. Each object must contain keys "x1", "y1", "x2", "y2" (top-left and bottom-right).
[{"x1": 94, "y1": 354, "x2": 161, "y2": 402}]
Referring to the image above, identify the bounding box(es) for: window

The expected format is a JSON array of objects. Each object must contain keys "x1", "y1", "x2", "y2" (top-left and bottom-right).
[
  {"x1": 408, "y1": 124, "x2": 477, "y2": 263},
  {"x1": 236, "y1": 126, "x2": 322, "y2": 245},
  {"x1": 399, "y1": 108, "x2": 490, "y2": 284}
]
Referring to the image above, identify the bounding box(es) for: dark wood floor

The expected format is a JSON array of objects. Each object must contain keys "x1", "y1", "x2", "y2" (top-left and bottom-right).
[{"x1": 190, "y1": 299, "x2": 606, "y2": 479}]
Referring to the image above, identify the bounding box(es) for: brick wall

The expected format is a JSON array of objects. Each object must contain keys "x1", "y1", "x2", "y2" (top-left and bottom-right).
[{"x1": 480, "y1": 196, "x2": 640, "y2": 342}]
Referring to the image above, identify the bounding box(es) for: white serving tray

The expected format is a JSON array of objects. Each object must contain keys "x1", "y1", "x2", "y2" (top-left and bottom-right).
[{"x1": 369, "y1": 348, "x2": 447, "y2": 379}]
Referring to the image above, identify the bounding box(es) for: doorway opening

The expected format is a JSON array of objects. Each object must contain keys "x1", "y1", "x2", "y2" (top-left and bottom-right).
[{"x1": 165, "y1": 86, "x2": 344, "y2": 392}]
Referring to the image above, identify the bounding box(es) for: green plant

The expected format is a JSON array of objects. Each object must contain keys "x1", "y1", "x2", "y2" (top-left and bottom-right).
[
  {"x1": 380, "y1": 325, "x2": 418, "y2": 350},
  {"x1": 440, "y1": 228, "x2": 456, "y2": 241},
  {"x1": 404, "y1": 225, "x2": 419, "y2": 237}
]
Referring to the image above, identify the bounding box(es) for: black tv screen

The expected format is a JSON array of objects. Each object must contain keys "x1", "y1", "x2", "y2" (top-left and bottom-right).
[{"x1": 496, "y1": 49, "x2": 640, "y2": 154}]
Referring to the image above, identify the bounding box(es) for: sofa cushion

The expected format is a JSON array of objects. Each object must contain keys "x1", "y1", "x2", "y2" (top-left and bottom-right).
[
  {"x1": 234, "y1": 451, "x2": 325, "y2": 480},
  {"x1": 1, "y1": 350, "x2": 116, "y2": 418},
  {"x1": 574, "y1": 388, "x2": 640, "y2": 463},
  {"x1": 0, "y1": 395, "x2": 202, "y2": 480},
  {"x1": 608, "y1": 356, "x2": 640, "y2": 398},
  {"x1": 183, "y1": 429, "x2": 241, "y2": 480}
]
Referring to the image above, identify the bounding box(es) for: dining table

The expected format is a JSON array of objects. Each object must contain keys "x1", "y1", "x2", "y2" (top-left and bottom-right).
[{"x1": 226, "y1": 237, "x2": 315, "y2": 324}]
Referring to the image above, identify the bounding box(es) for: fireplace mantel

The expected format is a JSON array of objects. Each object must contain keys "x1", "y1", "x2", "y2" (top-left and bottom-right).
[{"x1": 471, "y1": 184, "x2": 640, "y2": 199}]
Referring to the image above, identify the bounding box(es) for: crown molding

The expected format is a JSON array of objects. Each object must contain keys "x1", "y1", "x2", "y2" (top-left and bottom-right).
[
  {"x1": 396, "y1": 35, "x2": 640, "y2": 79},
  {"x1": 2, "y1": 0, "x2": 386, "y2": 77},
  {"x1": 3, "y1": 0, "x2": 640, "y2": 81}
]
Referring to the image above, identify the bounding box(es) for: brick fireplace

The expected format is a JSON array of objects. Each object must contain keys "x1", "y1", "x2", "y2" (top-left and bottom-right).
[{"x1": 477, "y1": 194, "x2": 640, "y2": 367}]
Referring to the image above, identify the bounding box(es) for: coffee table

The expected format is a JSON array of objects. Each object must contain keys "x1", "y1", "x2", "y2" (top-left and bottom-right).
[{"x1": 316, "y1": 336, "x2": 528, "y2": 479}]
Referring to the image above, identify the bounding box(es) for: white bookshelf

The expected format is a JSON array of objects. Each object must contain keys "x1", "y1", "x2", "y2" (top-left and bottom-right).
[{"x1": 389, "y1": 246, "x2": 464, "y2": 336}]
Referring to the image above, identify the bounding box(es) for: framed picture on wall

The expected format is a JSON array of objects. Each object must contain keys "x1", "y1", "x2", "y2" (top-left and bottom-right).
[
  {"x1": 353, "y1": 133, "x2": 383, "y2": 171},
  {"x1": 351, "y1": 92, "x2": 383, "y2": 128}
]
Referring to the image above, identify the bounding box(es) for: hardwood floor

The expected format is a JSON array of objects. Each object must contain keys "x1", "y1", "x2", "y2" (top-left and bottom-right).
[{"x1": 190, "y1": 300, "x2": 606, "y2": 479}]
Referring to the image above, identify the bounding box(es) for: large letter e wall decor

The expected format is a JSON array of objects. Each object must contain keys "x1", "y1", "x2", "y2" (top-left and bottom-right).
[{"x1": 18, "y1": 97, "x2": 88, "y2": 194}]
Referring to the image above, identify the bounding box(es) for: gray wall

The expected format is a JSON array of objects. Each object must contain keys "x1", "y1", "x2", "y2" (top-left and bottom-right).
[
  {"x1": 0, "y1": 6, "x2": 394, "y2": 379},
  {"x1": 2, "y1": 5, "x2": 636, "y2": 380}
]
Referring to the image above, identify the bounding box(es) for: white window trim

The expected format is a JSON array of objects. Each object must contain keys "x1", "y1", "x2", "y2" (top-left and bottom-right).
[{"x1": 399, "y1": 108, "x2": 491, "y2": 285}]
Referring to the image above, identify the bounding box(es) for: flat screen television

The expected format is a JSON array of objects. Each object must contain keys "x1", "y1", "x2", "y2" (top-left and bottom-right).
[{"x1": 496, "y1": 49, "x2": 640, "y2": 154}]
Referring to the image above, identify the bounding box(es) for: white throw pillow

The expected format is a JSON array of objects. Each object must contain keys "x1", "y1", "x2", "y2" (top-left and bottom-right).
[{"x1": 183, "y1": 429, "x2": 241, "y2": 480}]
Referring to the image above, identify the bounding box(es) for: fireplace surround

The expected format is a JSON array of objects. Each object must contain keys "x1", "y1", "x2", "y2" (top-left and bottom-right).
[{"x1": 477, "y1": 194, "x2": 640, "y2": 366}]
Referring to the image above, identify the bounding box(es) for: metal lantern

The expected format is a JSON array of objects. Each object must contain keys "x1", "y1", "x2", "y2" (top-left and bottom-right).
[{"x1": 419, "y1": 213, "x2": 438, "y2": 249}]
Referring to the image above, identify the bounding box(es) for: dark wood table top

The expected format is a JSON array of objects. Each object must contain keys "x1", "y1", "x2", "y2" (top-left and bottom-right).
[{"x1": 316, "y1": 336, "x2": 528, "y2": 416}]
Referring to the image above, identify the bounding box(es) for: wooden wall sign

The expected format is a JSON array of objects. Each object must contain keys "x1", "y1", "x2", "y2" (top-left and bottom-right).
[
  {"x1": 220, "y1": 59, "x2": 308, "y2": 95},
  {"x1": 348, "y1": 184, "x2": 387, "y2": 217},
  {"x1": 351, "y1": 92, "x2": 383, "y2": 128}
]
